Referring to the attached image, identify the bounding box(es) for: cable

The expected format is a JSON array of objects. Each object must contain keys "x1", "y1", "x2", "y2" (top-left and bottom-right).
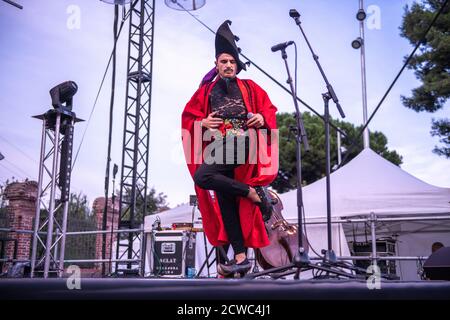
[
  {"x1": 72, "y1": 15, "x2": 128, "y2": 170},
  {"x1": 173, "y1": 1, "x2": 216, "y2": 34},
  {"x1": 0, "y1": 162, "x2": 25, "y2": 180},
  {"x1": 0, "y1": 136, "x2": 39, "y2": 165},
  {"x1": 3, "y1": 159, "x2": 33, "y2": 178},
  {"x1": 301, "y1": 204, "x2": 323, "y2": 258},
  {"x1": 336, "y1": 0, "x2": 450, "y2": 170},
  {"x1": 1, "y1": 133, "x2": 83, "y2": 194},
  {"x1": 294, "y1": 42, "x2": 298, "y2": 99},
  {"x1": 1, "y1": 0, "x2": 22, "y2": 10},
  {"x1": 102, "y1": 2, "x2": 120, "y2": 277}
]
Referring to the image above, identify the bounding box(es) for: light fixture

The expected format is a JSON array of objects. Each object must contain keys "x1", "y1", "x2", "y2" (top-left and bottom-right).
[
  {"x1": 356, "y1": 8, "x2": 366, "y2": 21},
  {"x1": 164, "y1": 0, "x2": 206, "y2": 11},
  {"x1": 49, "y1": 81, "x2": 78, "y2": 111},
  {"x1": 100, "y1": 0, "x2": 130, "y2": 5},
  {"x1": 351, "y1": 37, "x2": 363, "y2": 49}
]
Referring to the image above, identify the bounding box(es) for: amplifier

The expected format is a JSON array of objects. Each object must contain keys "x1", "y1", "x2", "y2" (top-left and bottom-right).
[
  {"x1": 350, "y1": 239, "x2": 397, "y2": 276},
  {"x1": 352, "y1": 239, "x2": 396, "y2": 255},
  {"x1": 150, "y1": 230, "x2": 196, "y2": 277}
]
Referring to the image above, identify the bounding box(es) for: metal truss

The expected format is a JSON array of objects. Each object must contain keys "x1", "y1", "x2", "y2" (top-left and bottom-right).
[
  {"x1": 30, "y1": 109, "x2": 79, "y2": 278},
  {"x1": 116, "y1": 0, "x2": 155, "y2": 276}
]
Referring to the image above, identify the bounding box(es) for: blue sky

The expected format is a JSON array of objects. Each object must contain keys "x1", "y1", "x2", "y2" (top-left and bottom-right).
[{"x1": 0, "y1": 0, "x2": 448, "y2": 208}]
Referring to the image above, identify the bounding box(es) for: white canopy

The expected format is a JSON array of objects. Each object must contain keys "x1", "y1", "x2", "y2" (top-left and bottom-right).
[{"x1": 144, "y1": 203, "x2": 201, "y2": 232}]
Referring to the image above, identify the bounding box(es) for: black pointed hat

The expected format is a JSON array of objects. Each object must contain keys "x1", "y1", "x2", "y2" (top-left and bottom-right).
[{"x1": 215, "y1": 20, "x2": 246, "y2": 74}]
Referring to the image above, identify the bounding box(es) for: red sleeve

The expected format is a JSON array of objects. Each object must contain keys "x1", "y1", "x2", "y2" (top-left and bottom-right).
[
  {"x1": 246, "y1": 79, "x2": 278, "y2": 131},
  {"x1": 181, "y1": 85, "x2": 208, "y2": 178}
]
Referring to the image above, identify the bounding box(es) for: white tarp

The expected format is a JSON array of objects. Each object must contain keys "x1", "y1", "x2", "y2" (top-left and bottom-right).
[
  {"x1": 280, "y1": 148, "x2": 450, "y2": 219},
  {"x1": 144, "y1": 203, "x2": 202, "y2": 232}
]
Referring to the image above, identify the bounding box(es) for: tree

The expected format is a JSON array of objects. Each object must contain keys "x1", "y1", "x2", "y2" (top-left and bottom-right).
[
  {"x1": 0, "y1": 178, "x2": 20, "y2": 222},
  {"x1": 400, "y1": 0, "x2": 450, "y2": 157},
  {"x1": 0, "y1": 179, "x2": 17, "y2": 234},
  {"x1": 68, "y1": 192, "x2": 91, "y2": 219},
  {"x1": 272, "y1": 112, "x2": 403, "y2": 193},
  {"x1": 121, "y1": 186, "x2": 169, "y2": 224}
]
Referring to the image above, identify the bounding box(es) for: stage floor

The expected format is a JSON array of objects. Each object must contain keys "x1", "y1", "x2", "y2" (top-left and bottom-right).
[{"x1": 1, "y1": 278, "x2": 450, "y2": 300}]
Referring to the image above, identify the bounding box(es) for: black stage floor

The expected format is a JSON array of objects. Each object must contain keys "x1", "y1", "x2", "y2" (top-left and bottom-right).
[{"x1": 1, "y1": 278, "x2": 450, "y2": 300}]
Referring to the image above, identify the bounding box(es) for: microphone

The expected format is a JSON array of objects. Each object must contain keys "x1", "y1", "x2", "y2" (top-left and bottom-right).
[
  {"x1": 289, "y1": 9, "x2": 300, "y2": 18},
  {"x1": 271, "y1": 41, "x2": 294, "y2": 52},
  {"x1": 247, "y1": 112, "x2": 254, "y2": 119}
]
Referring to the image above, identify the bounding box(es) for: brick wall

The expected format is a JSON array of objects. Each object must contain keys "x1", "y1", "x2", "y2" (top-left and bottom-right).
[
  {"x1": 3, "y1": 181, "x2": 37, "y2": 273},
  {"x1": 92, "y1": 197, "x2": 119, "y2": 274}
]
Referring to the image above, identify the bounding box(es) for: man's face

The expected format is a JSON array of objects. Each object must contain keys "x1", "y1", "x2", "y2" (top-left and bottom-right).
[{"x1": 215, "y1": 53, "x2": 237, "y2": 78}]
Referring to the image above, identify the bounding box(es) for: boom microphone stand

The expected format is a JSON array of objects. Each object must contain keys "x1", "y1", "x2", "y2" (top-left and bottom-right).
[
  {"x1": 287, "y1": 9, "x2": 386, "y2": 278},
  {"x1": 247, "y1": 42, "x2": 360, "y2": 280},
  {"x1": 1, "y1": 0, "x2": 23, "y2": 9},
  {"x1": 290, "y1": 8, "x2": 346, "y2": 265}
]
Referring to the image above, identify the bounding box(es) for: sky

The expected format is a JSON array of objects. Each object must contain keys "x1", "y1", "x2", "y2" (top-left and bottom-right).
[{"x1": 0, "y1": 0, "x2": 449, "y2": 209}]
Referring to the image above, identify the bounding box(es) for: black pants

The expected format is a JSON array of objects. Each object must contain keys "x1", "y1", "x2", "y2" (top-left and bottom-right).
[{"x1": 194, "y1": 136, "x2": 249, "y2": 255}]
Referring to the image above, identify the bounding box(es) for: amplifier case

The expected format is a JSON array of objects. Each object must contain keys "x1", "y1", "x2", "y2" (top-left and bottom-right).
[{"x1": 149, "y1": 230, "x2": 196, "y2": 277}]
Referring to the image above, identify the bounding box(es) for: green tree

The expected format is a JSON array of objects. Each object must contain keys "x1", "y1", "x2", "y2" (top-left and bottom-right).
[
  {"x1": 121, "y1": 185, "x2": 169, "y2": 224},
  {"x1": 400, "y1": 0, "x2": 450, "y2": 157},
  {"x1": 0, "y1": 178, "x2": 19, "y2": 222},
  {"x1": 0, "y1": 179, "x2": 18, "y2": 237},
  {"x1": 0, "y1": 180, "x2": 10, "y2": 215},
  {"x1": 68, "y1": 192, "x2": 91, "y2": 219},
  {"x1": 272, "y1": 112, "x2": 403, "y2": 193},
  {"x1": 59, "y1": 193, "x2": 96, "y2": 267}
]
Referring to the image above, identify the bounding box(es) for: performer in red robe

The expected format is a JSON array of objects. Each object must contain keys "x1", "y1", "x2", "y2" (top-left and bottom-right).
[{"x1": 181, "y1": 21, "x2": 278, "y2": 276}]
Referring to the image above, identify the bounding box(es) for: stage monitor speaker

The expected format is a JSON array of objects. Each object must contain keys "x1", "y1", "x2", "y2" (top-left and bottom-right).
[{"x1": 423, "y1": 247, "x2": 450, "y2": 281}]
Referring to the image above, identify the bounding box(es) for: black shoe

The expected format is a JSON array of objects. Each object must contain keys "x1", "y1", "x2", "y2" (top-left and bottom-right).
[
  {"x1": 254, "y1": 186, "x2": 273, "y2": 222},
  {"x1": 219, "y1": 259, "x2": 252, "y2": 277},
  {"x1": 217, "y1": 259, "x2": 236, "y2": 278}
]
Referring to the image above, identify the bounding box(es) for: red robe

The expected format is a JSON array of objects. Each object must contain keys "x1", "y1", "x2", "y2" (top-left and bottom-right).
[{"x1": 181, "y1": 77, "x2": 278, "y2": 248}]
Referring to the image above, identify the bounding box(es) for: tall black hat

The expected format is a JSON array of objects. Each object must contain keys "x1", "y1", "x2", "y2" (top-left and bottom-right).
[{"x1": 215, "y1": 20, "x2": 246, "y2": 74}]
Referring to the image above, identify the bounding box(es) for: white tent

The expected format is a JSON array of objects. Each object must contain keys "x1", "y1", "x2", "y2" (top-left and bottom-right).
[
  {"x1": 279, "y1": 148, "x2": 450, "y2": 280},
  {"x1": 144, "y1": 203, "x2": 202, "y2": 231},
  {"x1": 280, "y1": 148, "x2": 450, "y2": 219}
]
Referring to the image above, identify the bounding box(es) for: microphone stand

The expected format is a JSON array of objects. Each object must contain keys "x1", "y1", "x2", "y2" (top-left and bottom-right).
[
  {"x1": 108, "y1": 165, "x2": 118, "y2": 276},
  {"x1": 281, "y1": 46, "x2": 310, "y2": 268},
  {"x1": 291, "y1": 9, "x2": 345, "y2": 266},
  {"x1": 2, "y1": 0, "x2": 23, "y2": 9},
  {"x1": 287, "y1": 10, "x2": 395, "y2": 280},
  {"x1": 247, "y1": 46, "x2": 360, "y2": 280}
]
